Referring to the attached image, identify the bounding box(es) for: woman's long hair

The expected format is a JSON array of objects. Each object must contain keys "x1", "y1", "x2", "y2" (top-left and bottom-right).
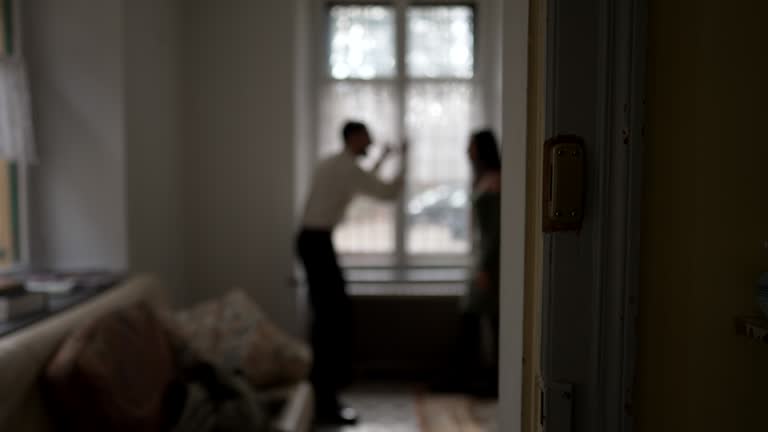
[{"x1": 470, "y1": 129, "x2": 501, "y2": 184}]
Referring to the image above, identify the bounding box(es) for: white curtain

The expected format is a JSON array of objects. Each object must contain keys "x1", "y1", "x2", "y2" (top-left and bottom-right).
[
  {"x1": 318, "y1": 80, "x2": 484, "y2": 255},
  {"x1": 405, "y1": 81, "x2": 483, "y2": 186},
  {"x1": 404, "y1": 81, "x2": 483, "y2": 254},
  {"x1": 319, "y1": 82, "x2": 399, "y2": 254},
  {"x1": 0, "y1": 57, "x2": 35, "y2": 163}
]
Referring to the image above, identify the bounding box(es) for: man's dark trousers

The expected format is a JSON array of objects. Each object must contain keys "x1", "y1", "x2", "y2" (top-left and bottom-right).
[{"x1": 297, "y1": 228, "x2": 354, "y2": 411}]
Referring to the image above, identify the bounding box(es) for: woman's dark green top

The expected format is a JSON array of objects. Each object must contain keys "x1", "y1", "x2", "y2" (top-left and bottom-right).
[{"x1": 464, "y1": 186, "x2": 501, "y2": 314}]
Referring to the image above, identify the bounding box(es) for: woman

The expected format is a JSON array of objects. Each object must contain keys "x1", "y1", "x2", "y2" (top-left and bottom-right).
[{"x1": 460, "y1": 129, "x2": 501, "y2": 396}]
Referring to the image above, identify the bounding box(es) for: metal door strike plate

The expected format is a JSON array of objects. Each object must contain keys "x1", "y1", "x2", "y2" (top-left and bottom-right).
[{"x1": 543, "y1": 135, "x2": 585, "y2": 232}]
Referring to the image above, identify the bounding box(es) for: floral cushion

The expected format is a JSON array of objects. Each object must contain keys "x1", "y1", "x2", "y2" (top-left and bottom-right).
[{"x1": 173, "y1": 290, "x2": 311, "y2": 389}]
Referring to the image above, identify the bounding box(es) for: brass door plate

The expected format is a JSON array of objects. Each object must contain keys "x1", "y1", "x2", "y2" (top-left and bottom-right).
[{"x1": 543, "y1": 135, "x2": 585, "y2": 232}]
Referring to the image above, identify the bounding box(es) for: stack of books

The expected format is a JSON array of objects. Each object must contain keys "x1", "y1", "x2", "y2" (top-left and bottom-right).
[
  {"x1": 0, "y1": 277, "x2": 48, "y2": 323},
  {"x1": 23, "y1": 270, "x2": 122, "y2": 294},
  {"x1": 24, "y1": 274, "x2": 78, "y2": 295}
]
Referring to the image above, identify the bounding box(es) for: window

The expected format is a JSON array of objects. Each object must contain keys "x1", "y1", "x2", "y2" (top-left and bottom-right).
[
  {"x1": 0, "y1": 162, "x2": 19, "y2": 267},
  {"x1": 318, "y1": 2, "x2": 484, "y2": 265},
  {"x1": 0, "y1": 0, "x2": 31, "y2": 269}
]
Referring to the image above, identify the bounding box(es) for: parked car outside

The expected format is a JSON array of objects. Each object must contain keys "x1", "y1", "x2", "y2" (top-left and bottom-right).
[{"x1": 407, "y1": 184, "x2": 469, "y2": 240}]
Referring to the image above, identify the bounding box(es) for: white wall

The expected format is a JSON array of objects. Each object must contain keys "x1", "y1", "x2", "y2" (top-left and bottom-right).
[
  {"x1": 180, "y1": 0, "x2": 299, "y2": 332},
  {"x1": 499, "y1": 0, "x2": 530, "y2": 430},
  {"x1": 22, "y1": 0, "x2": 184, "y2": 299},
  {"x1": 124, "y1": 0, "x2": 185, "y2": 302},
  {"x1": 481, "y1": 0, "x2": 504, "y2": 134},
  {"x1": 293, "y1": 0, "x2": 313, "y2": 336},
  {"x1": 23, "y1": 0, "x2": 128, "y2": 270},
  {"x1": 22, "y1": 0, "x2": 302, "y2": 330},
  {"x1": 294, "y1": 0, "x2": 313, "y2": 221}
]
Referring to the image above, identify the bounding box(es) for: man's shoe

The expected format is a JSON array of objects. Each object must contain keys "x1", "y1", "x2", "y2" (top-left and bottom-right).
[{"x1": 315, "y1": 406, "x2": 360, "y2": 426}]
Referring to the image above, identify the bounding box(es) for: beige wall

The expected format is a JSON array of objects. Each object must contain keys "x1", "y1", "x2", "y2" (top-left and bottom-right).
[{"x1": 636, "y1": 0, "x2": 768, "y2": 430}]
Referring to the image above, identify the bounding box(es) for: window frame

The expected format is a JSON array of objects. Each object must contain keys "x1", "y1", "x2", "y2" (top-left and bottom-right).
[
  {"x1": 313, "y1": 0, "x2": 490, "y2": 269},
  {"x1": 0, "y1": 0, "x2": 11, "y2": 57},
  {"x1": 0, "y1": 162, "x2": 28, "y2": 268},
  {"x1": 0, "y1": 0, "x2": 30, "y2": 271}
]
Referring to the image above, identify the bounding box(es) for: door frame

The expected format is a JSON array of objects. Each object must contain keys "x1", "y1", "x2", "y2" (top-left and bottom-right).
[
  {"x1": 593, "y1": 0, "x2": 647, "y2": 430},
  {"x1": 536, "y1": 0, "x2": 647, "y2": 430},
  {"x1": 497, "y1": 0, "x2": 531, "y2": 431}
]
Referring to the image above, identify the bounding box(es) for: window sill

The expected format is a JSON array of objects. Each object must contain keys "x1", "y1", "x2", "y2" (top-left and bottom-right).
[
  {"x1": 348, "y1": 282, "x2": 465, "y2": 297},
  {"x1": 295, "y1": 264, "x2": 469, "y2": 297},
  {"x1": 345, "y1": 266, "x2": 469, "y2": 284},
  {"x1": 339, "y1": 254, "x2": 471, "y2": 269},
  {"x1": 345, "y1": 267, "x2": 468, "y2": 297}
]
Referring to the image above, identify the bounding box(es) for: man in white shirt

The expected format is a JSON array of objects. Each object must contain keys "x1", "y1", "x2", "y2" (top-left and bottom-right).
[{"x1": 297, "y1": 121, "x2": 405, "y2": 426}]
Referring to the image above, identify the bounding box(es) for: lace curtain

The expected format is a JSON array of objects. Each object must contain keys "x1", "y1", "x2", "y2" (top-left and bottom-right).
[
  {"x1": 320, "y1": 4, "x2": 484, "y2": 256},
  {"x1": 405, "y1": 81, "x2": 483, "y2": 254},
  {"x1": 319, "y1": 82, "x2": 399, "y2": 254},
  {"x1": 318, "y1": 80, "x2": 484, "y2": 255},
  {"x1": 0, "y1": 57, "x2": 35, "y2": 163}
]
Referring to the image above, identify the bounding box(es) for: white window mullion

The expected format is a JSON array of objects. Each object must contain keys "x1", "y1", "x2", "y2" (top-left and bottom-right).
[{"x1": 394, "y1": 0, "x2": 408, "y2": 270}]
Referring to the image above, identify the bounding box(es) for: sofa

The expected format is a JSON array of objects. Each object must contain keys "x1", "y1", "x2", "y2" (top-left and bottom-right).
[{"x1": 0, "y1": 275, "x2": 313, "y2": 432}]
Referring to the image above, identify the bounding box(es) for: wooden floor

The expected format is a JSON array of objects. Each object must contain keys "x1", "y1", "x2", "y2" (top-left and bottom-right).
[
  {"x1": 315, "y1": 383, "x2": 497, "y2": 432},
  {"x1": 416, "y1": 394, "x2": 496, "y2": 432}
]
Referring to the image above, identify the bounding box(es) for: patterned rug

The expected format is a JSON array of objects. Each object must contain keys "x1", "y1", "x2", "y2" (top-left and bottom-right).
[{"x1": 415, "y1": 394, "x2": 497, "y2": 432}]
